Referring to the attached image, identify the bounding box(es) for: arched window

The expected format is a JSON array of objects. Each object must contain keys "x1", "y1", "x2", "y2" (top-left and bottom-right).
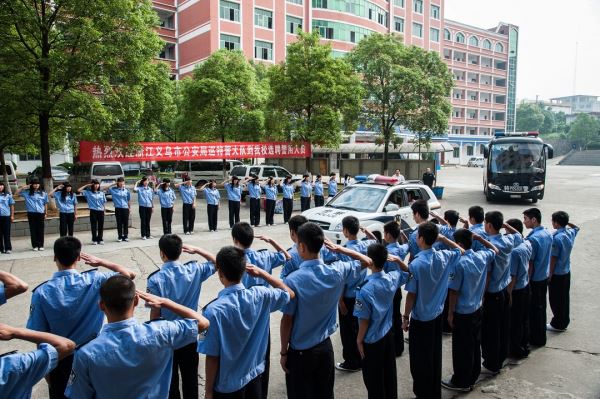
[
  {"x1": 455, "y1": 32, "x2": 465, "y2": 44},
  {"x1": 469, "y1": 36, "x2": 479, "y2": 46},
  {"x1": 444, "y1": 29, "x2": 451, "y2": 41},
  {"x1": 482, "y1": 39, "x2": 492, "y2": 50},
  {"x1": 495, "y1": 42, "x2": 504, "y2": 53}
]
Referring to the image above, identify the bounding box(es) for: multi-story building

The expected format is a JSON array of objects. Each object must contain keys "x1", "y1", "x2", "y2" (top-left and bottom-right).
[
  {"x1": 549, "y1": 95, "x2": 600, "y2": 114},
  {"x1": 151, "y1": 0, "x2": 518, "y2": 164}
]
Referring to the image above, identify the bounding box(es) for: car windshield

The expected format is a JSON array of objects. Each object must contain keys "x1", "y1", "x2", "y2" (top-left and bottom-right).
[
  {"x1": 51, "y1": 167, "x2": 67, "y2": 174},
  {"x1": 230, "y1": 166, "x2": 246, "y2": 177},
  {"x1": 92, "y1": 165, "x2": 122, "y2": 176},
  {"x1": 327, "y1": 186, "x2": 387, "y2": 213},
  {"x1": 490, "y1": 143, "x2": 545, "y2": 174}
]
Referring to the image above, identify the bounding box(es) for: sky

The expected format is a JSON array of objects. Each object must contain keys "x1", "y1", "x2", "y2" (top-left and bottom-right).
[{"x1": 444, "y1": 0, "x2": 600, "y2": 101}]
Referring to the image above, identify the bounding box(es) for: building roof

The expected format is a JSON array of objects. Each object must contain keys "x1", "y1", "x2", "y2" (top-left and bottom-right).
[{"x1": 444, "y1": 19, "x2": 510, "y2": 39}]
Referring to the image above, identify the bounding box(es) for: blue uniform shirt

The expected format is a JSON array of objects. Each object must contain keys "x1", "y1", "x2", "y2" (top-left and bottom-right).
[
  {"x1": 204, "y1": 188, "x2": 220, "y2": 205},
  {"x1": 246, "y1": 182, "x2": 259, "y2": 199},
  {"x1": 20, "y1": 190, "x2": 48, "y2": 213},
  {"x1": 147, "y1": 260, "x2": 216, "y2": 321},
  {"x1": 551, "y1": 227, "x2": 579, "y2": 275},
  {"x1": 54, "y1": 191, "x2": 77, "y2": 214},
  {"x1": 263, "y1": 185, "x2": 277, "y2": 201},
  {"x1": 156, "y1": 188, "x2": 176, "y2": 208},
  {"x1": 198, "y1": 284, "x2": 290, "y2": 393},
  {"x1": 27, "y1": 269, "x2": 117, "y2": 345},
  {"x1": 300, "y1": 181, "x2": 312, "y2": 198},
  {"x1": 281, "y1": 183, "x2": 294, "y2": 199},
  {"x1": 510, "y1": 240, "x2": 533, "y2": 290},
  {"x1": 433, "y1": 225, "x2": 457, "y2": 250},
  {"x1": 0, "y1": 193, "x2": 15, "y2": 216},
  {"x1": 0, "y1": 343, "x2": 58, "y2": 399},
  {"x1": 179, "y1": 185, "x2": 197, "y2": 204},
  {"x1": 527, "y1": 226, "x2": 553, "y2": 282},
  {"x1": 243, "y1": 249, "x2": 285, "y2": 287},
  {"x1": 384, "y1": 242, "x2": 409, "y2": 273},
  {"x1": 469, "y1": 223, "x2": 487, "y2": 251},
  {"x1": 354, "y1": 270, "x2": 409, "y2": 343},
  {"x1": 108, "y1": 187, "x2": 130, "y2": 209},
  {"x1": 65, "y1": 318, "x2": 198, "y2": 399},
  {"x1": 487, "y1": 234, "x2": 521, "y2": 293},
  {"x1": 405, "y1": 248, "x2": 462, "y2": 321},
  {"x1": 340, "y1": 239, "x2": 377, "y2": 298},
  {"x1": 281, "y1": 244, "x2": 338, "y2": 279},
  {"x1": 136, "y1": 186, "x2": 154, "y2": 208},
  {"x1": 282, "y1": 259, "x2": 363, "y2": 350},
  {"x1": 448, "y1": 249, "x2": 495, "y2": 314},
  {"x1": 83, "y1": 190, "x2": 106, "y2": 212},
  {"x1": 313, "y1": 180, "x2": 324, "y2": 197},
  {"x1": 328, "y1": 179, "x2": 337, "y2": 197},
  {"x1": 409, "y1": 227, "x2": 421, "y2": 257},
  {"x1": 0, "y1": 281, "x2": 5, "y2": 305},
  {"x1": 225, "y1": 183, "x2": 241, "y2": 202}
]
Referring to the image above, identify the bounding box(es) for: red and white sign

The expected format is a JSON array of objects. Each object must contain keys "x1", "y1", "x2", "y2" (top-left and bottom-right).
[{"x1": 79, "y1": 141, "x2": 311, "y2": 162}]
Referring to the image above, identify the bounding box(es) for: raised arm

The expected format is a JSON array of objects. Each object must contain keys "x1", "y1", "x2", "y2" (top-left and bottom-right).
[
  {"x1": 256, "y1": 236, "x2": 291, "y2": 260},
  {"x1": 133, "y1": 180, "x2": 141, "y2": 192},
  {"x1": 437, "y1": 235, "x2": 465, "y2": 255},
  {"x1": 182, "y1": 244, "x2": 217, "y2": 265},
  {"x1": 502, "y1": 222, "x2": 522, "y2": 237},
  {"x1": 0, "y1": 271, "x2": 29, "y2": 300},
  {"x1": 245, "y1": 265, "x2": 295, "y2": 300},
  {"x1": 76, "y1": 184, "x2": 90, "y2": 194},
  {"x1": 15, "y1": 184, "x2": 29, "y2": 196},
  {"x1": 137, "y1": 291, "x2": 210, "y2": 331},
  {"x1": 387, "y1": 255, "x2": 409, "y2": 272},
  {"x1": 324, "y1": 241, "x2": 372, "y2": 268},
  {"x1": 458, "y1": 216, "x2": 470, "y2": 230},
  {"x1": 359, "y1": 226, "x2": 377, "y2": 240},
  {"x1": 49, "y1": 185, "x2": 63, "y2": 197},
  {"x1": 80, "y1": 253, "x2": 136, "y2": 280},
  {"x1": 0, "y1": 324, "x2": 76, "y2": 360},
  {"x1": 429, "y1": 211, "x2": 448, "y2": 226},
  {"x1": 472, "y1": 233, "x2": 499, "y2": 255},
  {"x1": 567, "y1": 222, "x2": 579, "y2": 230}
]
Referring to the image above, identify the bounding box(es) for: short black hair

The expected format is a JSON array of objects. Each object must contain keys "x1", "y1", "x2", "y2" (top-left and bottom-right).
[
  {"x1": 418, "y1": 222, "x2": 439, "y2": 246},
  {"x1": 231, "y1": 222, "x2": 254, "y2": 247},
  {"x1": 523, "y1": 208, "x2": 542, "y2": 224},
  {"x1": 159, "y1": 234, "x2": 183, "y2": 261},
  {"x1": 383, "y1": 221, "x2": 400, "y2": 240},
  {"x1": 485, "y1": 211, "x2": 504, "y2": 231},
  {"x1": 117, "y1": 177, "x2": 125, "y2": 182},
  {"x1": 288, "y1": 215, "x2": 308, "y2": 233},
  {"x1": 100, "y1": 275, "x2": 136, "y2": 313},
  {"x1": 469, "y1": 206, "x2": 485, "y2": 224},
  {"x1": 411, "y1": 199, "x2": 429, "y2": 220},
  {"x1": 54, "y1": 236, "x2": 82, "y2": 266},
  {"x1": 342, "y1": 216, "x2": 360, "y2": 235},
  {"x1": 297, "y1": 222, "x2": 324, "y2": 254},
  {"x1": 367, "y1": 243, "x2": 388, "y2": 270},
  {"x1": 329, "y1": 173, "x2": 336, "y2": 177},
  {"x1": 505, "y1": 218, "x2": 524, "y2": 234},
  {"x1": 216, "y1": 246, "x2": 246, "y2": 283},
  {"x1": 453, "y1": 228, "x2": 473, "y2": 250},
  {"x1": 551, "y1": 211, "x2": 569, "y2": 227},
  {"x1": 444, "y1": 210, "x2": 460, "y2": 227}
]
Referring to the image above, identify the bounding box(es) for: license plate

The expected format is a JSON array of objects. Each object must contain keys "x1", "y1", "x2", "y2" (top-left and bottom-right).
[
  {"x1": 504, "y1": 185, "x2": 523, "y2": 192},
  {"x1": 102, "y1": 180, "x2": 114, "y2": 184},
  {"x1": 510, "y1": 194, "x2": 521, "y2": 198}
]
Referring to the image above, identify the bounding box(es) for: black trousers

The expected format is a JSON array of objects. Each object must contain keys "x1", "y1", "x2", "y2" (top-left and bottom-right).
[
  {"x1": 27, "y1": 212, "x2": 45, "y2": 248},
  {"x1": 114, "y1": 207, "x2": 129, "y2": 239},
  {"x1": 207, "y1": 204, "x2": 218, "y2": 231},
  {"x1": 228, "y1": 200, "x2": 240, "y2": 228},
  {"x1": 249, "y1": 198, "x2": 260, "y2": 226},
  {"x1": 161, "y1": 207, "x2": 173, "y2": 235},
  {"x1": 362, "y1": 330, "x2": 397, "y2": 399},
  {"x1": 89, "y1": 210, "x2": 104, "y2": 242},
  {"x1": 314, "y1": 195, "x2": 324, "y2": 207},
  {"x1": 261, "y1": 331, "x2": 270, "y2": 399},
  {"x1": 182, "y1": 203, "x2": 196, "y2": 233},
  {"x1": 0, "y1": 216, "x2": 12, "y2": 252},
  {"x1": 450, "y1": 309, "x2": 482, "y2": 388},
  {"x1": 392, "y1": 288, "x2": 404, "y2": 356},
  {"x1": 300, "y1": 196, "x2": 310, "y2": 212},
  {"x1": 214, "y1": 374, "x2": 262, "y2": 399},
  {"x1": 482, "y1": 289, "x2": 510, "y2": 372},
  {"x1": 529, "y1": 279, "x2": 548, "y2": 346},
  {"x1": 48, "y1": 353, "x2": 73, "y2": 399},
  {"x1": 265, "y1": 199, "x2": 275, "y2": 225},
  {"x1": 549, "y1": 273, "x2": 571, "y2": 330},
  {"x1": 139, "y1": 206, "x2": 152, "y2": 238},
  {"x1": 285, "y1": 337, "x2": 334, "y2": 399},
  {"x1": 509, "y1": 285, "x2": 530, "y2": 358},
  {"x1": 283, "y1": 198, "x2": 293, "y2": 223},
  {"x1": 169, "y1": 342, "x2": 199, "y2": 399},
  {"x1": 442, "y1": 293, "x2": 452, "y2": 333},
  {"x1": 339, "y1": 296, "x2": 361, "y2": 368},
  {"x1": 408, "y1": 314, "x2": 443, "y2": 399},
  {"x1": 58, "y1": 213, "x2": 75, "y2": 237}
]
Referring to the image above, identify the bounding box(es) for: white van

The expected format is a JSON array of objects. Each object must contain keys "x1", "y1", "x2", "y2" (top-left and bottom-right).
[
  {"x1": 0, "y1": 161, "x2": 18, "y2": 192},
  {"x1": 174, "y1": 160, "x2": 242, "y2": 185},
  {"x1": 70, "y1": 162, "x2": 125, "y2": 191}
]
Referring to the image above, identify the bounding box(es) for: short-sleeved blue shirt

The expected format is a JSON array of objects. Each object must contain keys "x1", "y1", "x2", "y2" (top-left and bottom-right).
[
  {"x1": 248, "y1": 182, "x2": 261, "y2": 199},
  {"x1": 0, "y1": 282, "x2": 5, "y2": 306},
  {"x1": 486, "y1": 233, "x2": 521, "y2": 293},
  {"x1": 82, "y1": 190, "x2": 106, "y2": 212},
  {"x1": 328, "y1": 179, "x2": 337, "y2": 197},
  {"x1": 20, "y1": 190, "x2": 48, "y2": 213},
  {"x1": 313, "y1": 181, "x2": 324, "y2": 197},
  {"x1": 510, "y1": 240, "x2": 533, "y2": 290},
  {"x1": 527, "y1": 226, "x2": 553, "y2": 282},
  {"x1": 551, "y1": 227, "x2": 579, "y2": 275},
  {"x1": 136, "y1": 186, "x2": 154, "y2": 208},
  {"x1": 225, "y1": 183, "x2": 241, "y2": 202},
  {"x1": 280, "y1": 244, "x2": 338, "y2": 279},
  {"x1": 469, "y1": 223, "x2": 487, "y2": 251},
  {"x1": 281, "y1": 183, "x2": 294, "y2": 199},
  {"x1": 0, "y1": 343, "x2": 58, "y2": 399},
  {"x1": 108, "y1": 187, "x2": 130, "y2": 209},
  {"x1": 408, "y1": 226, "x2": 422, "y2": 258},
  {"x1": 243, "y1": 249, "x2": 285, "y2": 287},
  {"x1": 204, "y1": 188, "x2": 220, "y2": 206},
  {"x1": 54, "y1": 191, "x2": 77, "y2": 214},
  {"x1": 179, "y1": 185, "x2": 197, "y2": 205},
  {"x1": 384, "y1": 242, "x2": 409, "y2": 273},
  {"x1": 0, "y1": 193, "x2": 15, "y2": 216},
  {"x1": 433, "y1": 225, "x2": 457, "y2": 250},
  {"x1": 340, "y1": 239, "x2": 377, "y2": 298},
  {"x1": 263, "y1": 185, "x2": 277, "y2": 201},
  {"x1": 156, "y1": 188, "x2": 176, "y2": 208},
  {"x1": 300, "y1": 181, "x2": 312, "y2": 198},
  {"x1": 448, "y1": 249, "x2": 495, "y2": 314}
]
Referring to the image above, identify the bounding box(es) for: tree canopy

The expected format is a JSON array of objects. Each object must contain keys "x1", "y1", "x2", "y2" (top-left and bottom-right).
[{"x1": 569, "y1": 113, "x2": 600, "y2": 149}]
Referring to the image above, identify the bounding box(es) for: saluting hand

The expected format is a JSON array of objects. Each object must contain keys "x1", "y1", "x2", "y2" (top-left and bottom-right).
[
  {"x1": 245, "y1": 264, "x2": 264, "y2": 278},
  {"x1": 0, "y1": 324, "x2": 15, "y2": 341},
  {"x1": 80, "y1": 252, "x2": 104, "y2": 267},
  {"x1": 182, "y1": 244, "x2": 200, "y2": 254},
  {"x1": 255, "y1": 235, "x2": 273, "y2": 244},
  {"x1": 324, "y1": 240, "x2": 341, "y2": 252},
  {"x1": 137, "y1": 290, "x2": 167, "y2": 310}
]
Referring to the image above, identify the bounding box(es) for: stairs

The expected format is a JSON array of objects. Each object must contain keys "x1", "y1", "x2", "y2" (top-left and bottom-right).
[{"x1": 559, "y1": 150, "x2": 600, "y2": 166}]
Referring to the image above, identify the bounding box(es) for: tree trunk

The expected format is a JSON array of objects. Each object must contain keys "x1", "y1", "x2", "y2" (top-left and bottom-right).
[
  {"x1": 383, "y1": 137, "x2": 390, "y2": 176},
  {"x1": 39, "y1": 111, "x2": 56, "y2": 210},
  {"x1": 0, "y1": 151, "x2": 11, "y2": 195},
  {"x1": 305, "y1": 155, "x2": 311, "y2": 175}
]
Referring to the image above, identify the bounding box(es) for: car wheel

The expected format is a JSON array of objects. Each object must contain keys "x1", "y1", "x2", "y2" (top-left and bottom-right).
[
  {"x1": 531, "y1": 197, "x2": 538, "y2": 204},
  {"x1": 485, "y1": 188, "x2": 492, "y2": 202}
]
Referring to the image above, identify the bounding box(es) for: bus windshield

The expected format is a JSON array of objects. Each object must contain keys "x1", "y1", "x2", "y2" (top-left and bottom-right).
[{"x1": 490, "y1": 143, "x2": 545, "y2": 174}]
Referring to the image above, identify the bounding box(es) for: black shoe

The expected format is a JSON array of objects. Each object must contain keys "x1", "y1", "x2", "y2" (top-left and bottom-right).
[
  {"x1": 441, "y1": 379, "x2": 471, "y2": 392},
  {"x1": 335, "y1": 362, "x2": 361, "y2": 372}
]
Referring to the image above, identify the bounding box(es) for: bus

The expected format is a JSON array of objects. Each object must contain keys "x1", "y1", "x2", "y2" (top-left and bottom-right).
[{"x1": 482, "y1": 132, "x2": 554, "y2": 203}]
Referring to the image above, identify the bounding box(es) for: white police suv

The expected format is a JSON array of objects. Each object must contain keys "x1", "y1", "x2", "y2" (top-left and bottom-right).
[{"x1": 302, "y1": 175, "x2": 441, "y2": 244}]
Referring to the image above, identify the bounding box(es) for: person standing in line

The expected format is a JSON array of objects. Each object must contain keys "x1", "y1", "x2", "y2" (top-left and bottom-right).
[
  {"x1": 393, "y1": 169, "x2": 405, "y2": 183},
  {"x1": 408, "y1": 200, "x2": 430, "y2": 261},
  {"x1": 247, "y1": 174, "x2": 261, "y2": 227},
  {"x1": 459, "y1": 205, "x2": 487, "y2": 252},
  {"x1": 281, "y1": 175, "x2": 295, "y2": 223},
  {"x1": 77, "y1": 180, "x2": 107, "y2": 245},
  {"x1": 224, "y1": 176, "x2": 242, "y2": 229},
  {"x1": 50, "y1": 184, "x2": 78, "y2": 238},
  {"x1": 134, "y1": 176, "x2": 155, "y2": 240},
  {"x1": 175, "y1": 177, "x2": 198, "y2": 235},
  {"x1": 422, "y1": 167, "x2": 436, "y2": 188},
  {"x1": 343, "y1": 174, "x2": 352, "y2": 187},
  {"x1": 300, "y1": 174, "x2": 312, "y2": 212},
  {"x1": 0, "y1": 182, "x2": 16, "y2": 254},
  {"x1": 328, "y1": 173, "x2": 338, "y2": 199},
  {"x1": 16, "y1": 179, "x2": 48, "y2": 251},
  {"x1": 156, "y1": 178, "x2": 176, "y2": 235},
  {"x1": 107, "y1": 177, "x2": 131, "y2": 242},
  {"x1": 200, "y1": 180, "x2": 221, "y2": 232},
  {"x1": 263, "y1": 177, "x2": 278, "y2": 226},
  {"x1": 313, "y1": 175, "x2": 324, "y2": 207}
]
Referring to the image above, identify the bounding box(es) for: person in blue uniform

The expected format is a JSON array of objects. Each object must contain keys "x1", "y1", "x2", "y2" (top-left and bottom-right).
[
  {"x1": 175, "y1": 177, "x2": 198, "y2": 235},
  {"x1": 65, "y1": 276, "x2": 210, "y2": 399},
  {"x1": 327, "y1": 173, "x2": 337, "y2": 199},
  {"x1": 199, "y1": 246, "x2": 294, "y2": 399},
  {"x1": 354, "y1": 243, "x2": 410, "y2": 399},
  {"x1": 77, "y1": 180, "x2": 107, "y2": 245},
  {"x1": 246, "y1": 174, "x2": 261, "y2": 227},
  {"x1": 107, "y1": 178, "x2": 131, "y2": 242},
  {"x1": 402, "y1": 222, "x2": 464, "y2": 399},
  {"x1": 16, "y1": 179, "x2": 48, "y2": 251},
  {"x1": 299, "y1": 174, "x2": 312, "y2": 212},
  {"x1": 223, "y1": 176, "x2": 242, "y2": 229},
  {"x1": 441, "y1": 230, "x2": 498, "y2": 392},
  {"x1": 263, "y1": 177, "x2": 278, "y2": 226},
  {"x1": 459, "y1": 205, "x2": 487, "y2": 251},
  {"x1": 156, "y1": 178, "x2": 177, "y2": 235},
  {"x1": 134, "y1": 176, "x2": 155, "y2": 240},
  {"x1": 147, "y1": 235, "x2": 216, "y2": 399},
  {"x1": 281, "y1": 175, "x2": 295, "y2": 224},
  {"x1": 313, "y1": 175, "x2": 324, "y2": 207},
  {"x1": 0, "y1": 182, "x2": 16, "y2": 253},
  {"x1": 201, "y1": 180, "x2": 221, "y2": 232},
  {"x1": 408, "y1": 199, "x2": 430, "y2": 261},
  {"x1": 49, "y1": 184, "x2": 78, "y2": 237},
  {"x1": 548, "y1": 211, "x2": 580, "y2": 332},
  {"x1": 523, "y1": 208, "x2": 552, "y2": 347},
  {"x1": 280, "y1": 222, "x2": 372, "y2": 399},
  {"x1": 27, "y1": 236, "x2": 135, "y2": 399}
]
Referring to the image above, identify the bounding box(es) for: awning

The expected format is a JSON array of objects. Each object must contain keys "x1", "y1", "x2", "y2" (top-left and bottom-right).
[{"x1": 313, "y1": 141, "x2": 454, "y2": 154}]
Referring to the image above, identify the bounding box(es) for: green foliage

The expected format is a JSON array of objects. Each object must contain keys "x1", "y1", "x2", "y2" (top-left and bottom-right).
[
  {"x1": 569, "y1": 113, "x2": 600, "y2": 148},
  {"x1": 515, "y1": 102, "x2": 545, "y2": 132}
]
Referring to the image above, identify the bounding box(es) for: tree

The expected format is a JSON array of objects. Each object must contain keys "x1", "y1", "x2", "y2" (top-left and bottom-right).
[
  {"x1": 569, "y1": 113, "x2": 600, "y2": 149},
  {"x1": 348, "y1": 33, "x2": 453, "y2": 174},
  {"x1": 539, "y1": 106, "x2": 556, "y2": 134},
  {"x1": 0, "y1": 0, "x2": 165, "y2": 189},
  {"x1": 268, "y1": 30, "x2": 363, "y2": 172},
  {"x1": 516, "y1": 102, "x2": 545, "y2": 132}
]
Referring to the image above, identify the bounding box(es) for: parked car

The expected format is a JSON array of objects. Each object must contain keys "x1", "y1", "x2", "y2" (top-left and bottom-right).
[
  {"x1": 70, "y1": 162, "x2": 124, "y2": 192},
  {"x1": 174, "y1": 160, "x2": 243, "y2": 185},
  {"x1": 0, "y1": 161, "x2": 18, "y2": 192},
  {"x1": 467, "y1": 156, "x2": 485, "y2": 168},
  {"x1": 121, "y1": 162, "x2": 153, "y2": 177},
  {"x1": 27, "y1": 166, "x2": 70, "y2": 186},
  {"x1": 230, "y1": 164, "x2": 304, "y2": 194}
]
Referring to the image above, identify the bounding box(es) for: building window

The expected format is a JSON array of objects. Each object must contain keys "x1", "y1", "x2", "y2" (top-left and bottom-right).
[
  {"x1": 312, "y1": 20, "x2": 374, "y2": 43},
  {"x1": 157, "y1": 11, "x2": 175, "y2": 29},
  {"x1": 394, "y1": 17, "x2": 404, "y2": 33},
  {"x1": 412, "y1": 22, "x2": 423, "y2": 38},
  {"x1": 413, "y1": 0, "x2": 423, "y2": 13},
  {"x1": 159, "y1": 43, "x2": 176, "y2": 60},
  {"x1": 482, "y1": 39, "x2": 492, "y2": 50},
  {"x1": 313, "y1": 0, "x2": 388, "y2": 28},
  {"x1": 393, "y1": 0, "x2": 404, "y2": 7},
  {"x1": 453, "y1": 147, "x2": 460, "y2": 158},
  {"x1": 254, "y1": 40, "x2": 273, "y2": 60},
  {"x1": 455, "y1": 32, "x2": 465, "y2": 43},
  {"x1": 430, "y1": 5, "x2": 440, "y2": 19},
  {"x1": 286, "y1": 15, "x2": 302, "y2": 34},
  {"x1": 220, "y1": 0, "x2": 240, "y2": 22},
  {"x1": 220, "y1": 34, "x2": 240, "y2": 51},
  {"x1": 287, "y1": 0, "x2": 302, "y2": 4},
  {"x1": 444, "y1": 29, "x2": 451, "y2": 41},
  {"x1": 466, "y1": 146, "x2": 474, "y2": 156},
  {"x1": 469, "y1": 36, "x2": 479, "y2": 46},
  {"x1": 255, "y1": 8, "x2": 273, "y2": 29},
  {"x1": 430, "y1": 28, "x2": 440, "y2": 42},
  {"x1": 495, "y1": 42, "x2": 504, "y2": 53}
]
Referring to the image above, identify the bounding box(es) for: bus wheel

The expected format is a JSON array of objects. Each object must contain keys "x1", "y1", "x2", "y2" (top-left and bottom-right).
[{"x1": 485, "y1": 188, "x2": 492, "y2": 202}]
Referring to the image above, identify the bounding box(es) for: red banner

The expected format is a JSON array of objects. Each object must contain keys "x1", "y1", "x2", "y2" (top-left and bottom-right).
[{"x1": 79, "y1": 141, "x2": 311, "y2": 162}]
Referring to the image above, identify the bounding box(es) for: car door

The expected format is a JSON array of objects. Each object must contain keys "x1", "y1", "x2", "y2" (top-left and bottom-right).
[{"x1": 395, "y1": 188, "x2": 415, "y2": 231}]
